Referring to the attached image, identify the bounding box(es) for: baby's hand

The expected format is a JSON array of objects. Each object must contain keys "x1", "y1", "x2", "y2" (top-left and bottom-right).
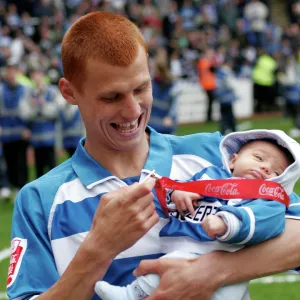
[
  {"x1": 171, "y1": 190, "x2": 202, "y2": 216},
  {"x1": 202, "y1": 215, "x2": 227, "y2": 238}
]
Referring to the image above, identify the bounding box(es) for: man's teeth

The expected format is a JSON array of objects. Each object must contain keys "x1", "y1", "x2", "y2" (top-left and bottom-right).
[{"x1": 115, "y1": 120, "x2": 138, "y2": 132}]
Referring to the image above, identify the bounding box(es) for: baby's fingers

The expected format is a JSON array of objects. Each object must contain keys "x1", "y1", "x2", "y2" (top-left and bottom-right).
[
  {"x1": 185, "y1": 199, "x2": 195, "y2": 216},
  {"x1": 177, "y1": 202, "x2": 187, "y2": 217}
]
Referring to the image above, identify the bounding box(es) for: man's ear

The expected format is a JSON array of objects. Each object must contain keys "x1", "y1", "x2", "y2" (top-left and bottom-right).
[
  {"x1": 59, "y1": 78, "x2": 77, "y2": 105},
  {"x1": 229, "y1": 153, "x2": 238, "y2": 170}
]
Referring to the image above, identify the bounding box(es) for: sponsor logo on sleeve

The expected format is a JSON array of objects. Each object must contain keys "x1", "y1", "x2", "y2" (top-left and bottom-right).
[{"x1": 7, "y1": 237, "x2": 27, "y2": 288}]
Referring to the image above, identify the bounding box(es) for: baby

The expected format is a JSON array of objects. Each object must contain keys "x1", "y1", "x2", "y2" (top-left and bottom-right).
[{"x1": 95, "y1": 129, "x2": 300, "y2": 300}]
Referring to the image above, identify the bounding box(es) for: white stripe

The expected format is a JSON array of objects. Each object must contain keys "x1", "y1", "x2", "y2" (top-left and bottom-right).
[
  {"x1": 51, "y1": 218, "x2": 169, "y2": 276},
  {"x1": 171, "y1": 154, "x2": 213, "y2": 180},
  {"x1": 0, "y1": 248, "x2": 10, "y2": 262},
  {"x1": 236, "y1": 207, "x2": 255, "y2": 245},
  {"x1": 161, "y1": 236, "x2": 242, "y2": 255},
  {"x1": 286, "y1": 215, "x2": 300, "y2": 220},
  {"x1": 47, "y1": 177, "x2": 127, "y2": 239},
  {"x1": 250, "y1": 275, "x2": 300, "y2": 284},
  {"x1": 289, "y1": 203, "x2": 300, "y2": 207}
]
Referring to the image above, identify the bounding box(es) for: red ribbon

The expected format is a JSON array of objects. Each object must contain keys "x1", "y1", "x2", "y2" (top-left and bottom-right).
[{"x1": 155, "y1": 177, "x2": 290, "y2": 216}]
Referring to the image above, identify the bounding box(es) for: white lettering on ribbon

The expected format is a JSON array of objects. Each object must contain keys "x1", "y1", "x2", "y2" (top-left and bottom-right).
[
  {"x1": 258, "y1": 184, "x2": 285, "y2": 201},
  {"x1": 205, "y1": 183, "x2": 240, "y2": 197}
]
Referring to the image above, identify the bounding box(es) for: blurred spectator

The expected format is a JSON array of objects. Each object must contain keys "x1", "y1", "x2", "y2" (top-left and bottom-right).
[
  {"x1": 148, "y1": 50, "x2": 180, "y2": 134},
  {"x1": 201, "y1": 0, "x2": 218, "y2": 27},
  {"x1": 239, "y1": 45, "x2": 257, "y2": 78},
  {"x1": 162, "y1": 1, "x2": 179, "y2": 46},
  {"x1": 0, "y1": 137, "x2": 11, "y2": 200},
  {"x1": 33, "y1": 0, "x2": 54, "y2": 18},
  {"x1": 290, "y1": 0, "x2": 300, "y2": 24},
  {"x1": 179, "y1": 0, "x2": 197, "y2": 31},
  {"x1": 20, "y1": 68, "x2": 60, "y2": 178},
  {"x1": 197, "y1": 48, "x2": 216, "y2": 122},
  {"x1": 0, "y1": 64, "x2": 30, "y2": 193},
  {"x1": 170, "y1": 49, "x2": 183, "y2": 79},
  {"x1": 214, "y1": 58, "x2": 238, "y2": 135},
  {"x1": 233, "y1": 18, "x2": 249, "y2": 49},
  {"x1": 252, "y1": 49, "x2": 278, "y2": 112},
  {"x1": 218, "y1": 0, "x2": 239, "y2": 34},
  {"x1": 59, "y1": 102, "x2": 84, "y2": 157},
  {"x1": 21, "y1": 12, "x2": 36, "y2": 38},
  {"x1": 283, "y1": 24, "x2": 300, "y2": 53},
  {"x1": 6, "y1": 3, "x2": 21, "y2": 27},
  {"x1": 278, "y1": 54, "x2": 300, "y2": 137},
  {"x1": 9, "y1": 28, "x2": 24, "y2": 65},
  {"x1": 47, "y1": 56, "x2": 63, "y2": 85},
  {"x1": 244, "y1": 0, "x2": 269, "y2": 49}
]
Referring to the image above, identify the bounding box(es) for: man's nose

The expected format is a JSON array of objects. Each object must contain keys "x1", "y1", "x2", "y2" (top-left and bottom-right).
[{"x1": 121, "y1": 95, "x2": 141, "y2": 118}]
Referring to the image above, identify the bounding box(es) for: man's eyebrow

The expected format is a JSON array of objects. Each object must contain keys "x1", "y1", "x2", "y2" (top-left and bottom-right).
[
  {"x1": 135, "y1": 79, "x2": 151, "y2": 89},
  {"x1": 99, "y1": 79, "x2": 151, "y2": 95}
]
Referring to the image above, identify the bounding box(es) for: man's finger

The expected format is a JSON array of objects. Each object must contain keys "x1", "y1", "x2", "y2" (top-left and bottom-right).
[
  {"x1": 107, "y1": 177, "x2": 156, "y2": 208},
  {"x1": 133, "y1": 259, "x2": 160, "y2": 277},
  {"x1": 128, "y1": 177, "x2": 156, "y2": 201}
]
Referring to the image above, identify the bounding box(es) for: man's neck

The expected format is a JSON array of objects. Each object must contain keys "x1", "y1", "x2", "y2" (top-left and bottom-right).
[{"x1": 84, "y1": 134, "x2": 150, "y2": 179}]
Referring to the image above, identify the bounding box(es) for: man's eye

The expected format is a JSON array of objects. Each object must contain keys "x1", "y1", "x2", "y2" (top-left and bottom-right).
[
  {"x1": 134, "y1": 87, "x2": 146, "y2": 94},
  {"x1": 102, "y1": 94, "x2": 119, "y2": 101}
]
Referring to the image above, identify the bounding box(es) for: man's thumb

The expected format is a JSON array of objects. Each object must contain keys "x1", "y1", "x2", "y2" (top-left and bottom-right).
[{"x1": 133, "y1": 259, "x2": 158, "y2": 277}]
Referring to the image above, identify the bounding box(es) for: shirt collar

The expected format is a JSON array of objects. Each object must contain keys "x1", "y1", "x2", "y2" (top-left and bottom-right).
[{"x1": 72, "y1": 127, "x2": 173, "y2": 188}]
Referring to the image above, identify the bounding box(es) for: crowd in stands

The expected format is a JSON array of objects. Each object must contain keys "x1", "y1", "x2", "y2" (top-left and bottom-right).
[{"x1": 0, "y1": 0, "x2": 300, "y2": 198}]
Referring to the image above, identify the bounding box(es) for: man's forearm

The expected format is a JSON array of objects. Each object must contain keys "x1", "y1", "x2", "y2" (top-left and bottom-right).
[
  {"x1": 213, "y1": 219, "x2": 300, "y2": 286},
  {"x1": 37, "y1": 244, "x2": 112, "y2": 300}
]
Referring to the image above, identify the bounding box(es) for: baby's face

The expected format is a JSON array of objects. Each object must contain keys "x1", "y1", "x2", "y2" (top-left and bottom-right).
[{"x1": 229, "y1": 140, "x2": 290, "y2": 179}]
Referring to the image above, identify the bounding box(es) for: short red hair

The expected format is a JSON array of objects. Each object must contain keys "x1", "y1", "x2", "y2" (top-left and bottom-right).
[{"x1": 61, "y1": 11, "x2": 147, "y2": 92}]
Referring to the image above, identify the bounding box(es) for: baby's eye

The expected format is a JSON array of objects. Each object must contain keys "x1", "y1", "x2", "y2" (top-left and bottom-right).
[
  {"x1": 254, "y1": 155, "x2": 262, "y2": 161},
  {"x1": 274, "y1": 171, "x2": 280, "y2": 176}
]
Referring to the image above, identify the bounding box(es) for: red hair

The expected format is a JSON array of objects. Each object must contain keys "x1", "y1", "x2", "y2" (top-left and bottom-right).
[{"x1": 61, "y1": 11, "x2": 147, "y2": 92}]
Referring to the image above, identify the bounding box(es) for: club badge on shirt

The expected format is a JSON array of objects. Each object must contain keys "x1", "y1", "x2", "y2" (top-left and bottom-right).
[{"x1": 7, "y1": 237, "x2": 27, "y2": 288}]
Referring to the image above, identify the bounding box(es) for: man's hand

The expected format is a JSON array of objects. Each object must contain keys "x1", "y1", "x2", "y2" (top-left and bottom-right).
[
  {"x1": 134, "y1": 252, "x2": 225, "y2": 300},
  {"x1": 202, "y1": 215, "x2": 227, "y2": 238},
  {"x1": 84, "y1": 178, "x2": 159, "y2": 261}
]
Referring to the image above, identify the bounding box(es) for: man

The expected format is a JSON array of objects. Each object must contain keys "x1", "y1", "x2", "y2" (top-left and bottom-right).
[
  {"x1": 7, "y1": 11, "x2": 300, "y2": 300},
  {"x1": 244, "y1": 0, "x2": 269, "y2": 49},
  {"x1": 20, "y1": 68, "x2": 61, "y2": 178},
  {"x1": 197, "y1": 48, "x2": 216, "y2": 122},
  {"x1": 0, "y1": 64, "x2": 30, "y2": 195}
]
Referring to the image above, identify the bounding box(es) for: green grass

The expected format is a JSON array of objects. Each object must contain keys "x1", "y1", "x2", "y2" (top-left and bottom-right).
[
  {"x1": 249, "y1": 282, "x2": 300, "y2": 299},
  {"x1": 0, "y1": 115, "x2": 299, "y2": 299},
  {"x1": 0, "y1": 201, "x2": 13, "y2": 297}
]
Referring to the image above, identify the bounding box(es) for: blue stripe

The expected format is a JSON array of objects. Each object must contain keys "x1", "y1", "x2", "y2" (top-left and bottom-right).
[
  {"x1": 104, "y1": 253, "x2": 162, "y2": 285},
  {"x1": 52, "y1": 193, "x2": 167, "y2": 240},
  {"x1": 51, "y1": 195, "x2": 100, "y2": 240}
]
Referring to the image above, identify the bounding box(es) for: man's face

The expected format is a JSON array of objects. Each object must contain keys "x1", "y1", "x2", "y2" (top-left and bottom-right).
[
  {"x1": 229, "y1": 141, "x2": 290, "y2": 179},
  {"x1": 72, "y1": 46, "x2": 152, "y2": 153},
  {"x1": 6, "y1": 66, "x2": 17, "y2": 84}
]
